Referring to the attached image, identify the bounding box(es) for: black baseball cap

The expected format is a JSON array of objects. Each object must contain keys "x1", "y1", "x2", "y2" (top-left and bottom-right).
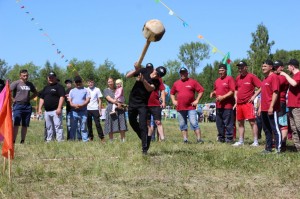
[
  {"x1": 155, "y1": 66, "x2": 167, "y2": 77},
  {"x1": 286, "y1": 59, "x2": 299, "y2": 66},
  {"x1": 64, "y1": 79, "x2": 72, "y2": 84},
  {"x1": 273, "y1": 60, "x2": 283, "y2": 68},
  {"x1": 218, "y1": 64, "x2": 227, "y2": 70},
  {"x1": 48, "y1": 71, "x2": 56, "y2": 77},
  {"x1": 263, "y1": 60, "x2": 273, "y2": 65},
  {"x1": 146, "y1": 63, "x2": 154, "y2": 69},
  {"x1": 236, "y1": 61, "x2": 247, "y2": 67},
  {"x1": 179, "y1": 67, "x2": 188, "y2": 73}
]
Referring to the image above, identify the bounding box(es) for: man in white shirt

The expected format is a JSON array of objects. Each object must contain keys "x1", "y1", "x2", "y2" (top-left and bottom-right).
[{"x1": 86, "y1": 77, "x2": 105, "y2": 142}]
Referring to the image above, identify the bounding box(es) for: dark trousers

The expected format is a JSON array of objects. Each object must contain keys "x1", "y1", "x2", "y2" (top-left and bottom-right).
[
  {"x1": 128, "y1": 106, "x2": 150, "y2": 152},
  {"x1": 256, "y1": 114, "x2": 263, "y2": 138},
  {"x1": 261, "y1": 111, "x2": 282, "y2": 151},
  {"x1": 87, "y1": 110, "x2": 104, "y2": 139},
  {"x1": 216, "y1": 108, "x2": 234, "y2": 142}
]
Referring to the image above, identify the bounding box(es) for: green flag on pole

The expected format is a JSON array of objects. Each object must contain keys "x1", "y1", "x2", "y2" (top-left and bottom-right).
[{"x1": 222, "y1": 52, "x2": 232, "y2": 76}]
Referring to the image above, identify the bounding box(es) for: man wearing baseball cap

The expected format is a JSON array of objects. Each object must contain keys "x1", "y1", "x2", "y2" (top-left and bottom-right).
[
  {"x1": 210, "y1": 64, "x2": 236, "y2": 143},
  {"x1": 233, "y1": 61, "x2": 261, "y2": 147},
  {"x1": 126, "y1": 62, "x2": 166, "y2": 155},
  {"x1": 38, "y1": 71, "x2": 65, "y2": 142},
  {"x1": 146, "y1": 64, "x2": 166, "y2": 142},
  {"x1": 258, "y1": 60, "x2": 281, "y2": 153},
  {"x1": 279, "y1": 59, "x2": 300, "y2": 152},
  {"x1": 272, "y1": 60, "x2": 289, "y2": 151},
  {"x1": 69, "y1": 76, "x2": 91, "y2": 141},
  {"x1": 170, "y1": 67, "x2": 205, "y2": 143}
]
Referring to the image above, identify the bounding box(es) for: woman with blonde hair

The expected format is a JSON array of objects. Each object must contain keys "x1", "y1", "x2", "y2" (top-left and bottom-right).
[{"x1": 103, "y1": 77, "x2": 127, "y2": 142}]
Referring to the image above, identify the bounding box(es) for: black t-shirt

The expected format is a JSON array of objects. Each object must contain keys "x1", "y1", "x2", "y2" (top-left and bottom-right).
[
  {"x1": 0, "y1": 79, "x2": 4, "y2": 92},
  {"x1": 40, "y1": 83, "x2": 65, "y2": 111},
  {"x1": 128, "y1": 68, "x2": 160, "y2": 107}
]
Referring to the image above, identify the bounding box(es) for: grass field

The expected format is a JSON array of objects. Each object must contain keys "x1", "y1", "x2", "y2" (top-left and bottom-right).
[{"x1": 1, "y1": 119, "x2": 300, "y2": 199}]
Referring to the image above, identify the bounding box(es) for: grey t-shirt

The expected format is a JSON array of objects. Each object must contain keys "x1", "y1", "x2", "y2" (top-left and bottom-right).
[{"x1": 10, "y1": 80, "x2": 37, "y2": 103}]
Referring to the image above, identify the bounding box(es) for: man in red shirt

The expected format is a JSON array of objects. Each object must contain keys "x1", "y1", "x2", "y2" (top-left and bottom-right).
[
  {"x1": 170, "y1": 67, "x2": 204, "y2": 143},
  {"x1": 258, "y1": 60, "x2": 281, "y2": 153},
  {"x1": 210, "y1": 64, "x2": 235, "y2": 143},
  {"x1": 233, "y1": 61, "x2": 261, "y2": 147},
  {"x1": 146, "y1": 63, "x2": 166, "y2": 141},
  {"x1": 279, "y1": 59, "x2": 300, "y2": 152},
  {"x1": 273, "y1": 60, "x2": 289, "y2": 151}
]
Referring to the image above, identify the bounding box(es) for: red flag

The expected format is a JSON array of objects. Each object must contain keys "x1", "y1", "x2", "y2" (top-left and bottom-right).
[{"x1": 0, "y1": 81, "x2": 14, "y2": 159}]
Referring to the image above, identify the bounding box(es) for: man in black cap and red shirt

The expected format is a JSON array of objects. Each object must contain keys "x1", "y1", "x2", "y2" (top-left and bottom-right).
[
  {"x1": 258, "y1": 60, "x2": 281, "y2": 154},
  {"x1": 279, "y1": 59, "x2": 300, "y2": 152},
  {"x1": 210, "y1": 64, "x2": 236, "y2": 143},
  {"x1": 170, "y1": 66, "x2": 205, "y2": 144},
  {"x1": 272, "y1": 60, "x2": 289, "y2": 151},
  {"x1": 38, "y1": 72, "x2": 65, "y2": 142},
  {"x1": 146, "y1": 63, "x2": 166, "y2": 142},
  {"x1": 233, "y1": 61, "x2": 261, "y2": 147},
  {"x1": 126, "y1": 62, "x2": 166, "y2": 155}
]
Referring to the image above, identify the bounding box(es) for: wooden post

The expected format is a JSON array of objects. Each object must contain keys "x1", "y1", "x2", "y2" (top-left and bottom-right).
[
  {"x1": 8, "y1": 151, "x2": 11, "y2": 182},
  {"x1": 2, "y1": 157, "x2": 6, "y2": 175}
]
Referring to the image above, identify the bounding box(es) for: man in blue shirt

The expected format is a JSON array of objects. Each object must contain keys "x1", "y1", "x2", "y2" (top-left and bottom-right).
[{"x1": 69, "y1": 76, "x2": 91, "y2": 142}]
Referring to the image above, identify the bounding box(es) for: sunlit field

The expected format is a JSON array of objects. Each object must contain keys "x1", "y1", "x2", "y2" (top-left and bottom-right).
[{"x1": 1, "y1": 119, "x2": 300, "y2": 199}]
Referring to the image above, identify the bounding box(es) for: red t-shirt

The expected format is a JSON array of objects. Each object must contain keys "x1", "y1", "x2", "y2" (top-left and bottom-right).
[
  {"x1": 148, "y1": 78, "x2": 165, "y2": 106},
  {"x1": 287, "y1": 72, "x2": 300, "y2": 108},
  {"x1": 170, "y1": 78, "x2": 204, "y2": 111},
  {"x1": 261, "y1": 73, "x2": 280, "y2": 111},
  {"x1": 214, "y1": 75, "x2": 235, "y2": 109},
  {"x1": 277, "y1": 74, "x2": 289, "y2": 103},
  {"x1": 236, "y1": 73, "x2": 261, "y2": 104}
]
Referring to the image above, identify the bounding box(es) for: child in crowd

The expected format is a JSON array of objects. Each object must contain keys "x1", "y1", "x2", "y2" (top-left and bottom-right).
[{"x1": 110, "y1": 79, "x2": 125, "y2": 115}]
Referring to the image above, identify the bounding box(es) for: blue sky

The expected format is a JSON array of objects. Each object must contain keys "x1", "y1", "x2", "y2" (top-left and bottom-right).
[{"x1": 1, "y1": 0, "x2": 299, "y2": 74}]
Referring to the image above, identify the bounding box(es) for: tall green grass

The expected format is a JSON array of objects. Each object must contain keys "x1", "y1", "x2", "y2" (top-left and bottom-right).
[{"x1": 0, "y1": 119, "x2": 299, "y2": 198}]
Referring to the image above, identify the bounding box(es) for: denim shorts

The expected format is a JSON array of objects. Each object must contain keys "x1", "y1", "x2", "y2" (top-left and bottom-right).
[
  {"x1": 13, "y1": 103, "x2": 32, "y2": 127},
  {"x1": 177, "y1": 110, "x2": 199, "y2": 131}
]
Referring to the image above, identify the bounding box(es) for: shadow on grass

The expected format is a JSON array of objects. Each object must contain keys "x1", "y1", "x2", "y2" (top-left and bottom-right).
[{"x1": 148, "y1": 148, "x2": 200, "y2": 156}]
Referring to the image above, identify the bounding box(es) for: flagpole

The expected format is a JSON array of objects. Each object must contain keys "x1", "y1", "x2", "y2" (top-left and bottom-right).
[
  {"x1": 8, "y1": 151, "x2": 11, "y2": 182},
  {"x1": 2, "y1": 157, "x2": 5, "y2": 175}
]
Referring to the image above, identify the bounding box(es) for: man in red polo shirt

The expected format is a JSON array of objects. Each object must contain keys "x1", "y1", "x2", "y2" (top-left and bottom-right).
[
  {"x1": 233, "y1": 61, "x2": 261, "y2": 147},
  {"x1": 279, "y1": 59, "x2": 300, "y2": 152},
  {"x1": 258, "y1": 60, "x2": 281, "y2": 154},
  {"x1": 273, "y1": 60, "x2": 289, "y2": 151},
  {"x1": 210, "y1": 64, "x2": 236, "y2": 143},
  {"x1": 170, "y1": 67, "x2": 204, "y2": 143},
  {"x1": 146, "y1": 63, "x2": 166, "y2": 141}
]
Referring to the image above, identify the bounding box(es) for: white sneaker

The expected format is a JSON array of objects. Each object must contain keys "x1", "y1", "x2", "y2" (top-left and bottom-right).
[
  {"x1": 232, "y1": 141, "x2": 244, "y2": 146},
  {"x1": 250, "y1": 142, "x2": 259, "y2": 147}
]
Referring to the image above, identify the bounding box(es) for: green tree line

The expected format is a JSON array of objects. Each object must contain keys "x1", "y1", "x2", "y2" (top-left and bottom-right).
[{"x1": 1, "y1": 23, "x2": 300, "y2": 107}]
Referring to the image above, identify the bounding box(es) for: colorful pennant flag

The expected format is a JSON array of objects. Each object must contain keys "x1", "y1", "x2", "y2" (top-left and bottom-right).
[{"x1": 155, "y1": 1, "x2": 228, "y2": 59}]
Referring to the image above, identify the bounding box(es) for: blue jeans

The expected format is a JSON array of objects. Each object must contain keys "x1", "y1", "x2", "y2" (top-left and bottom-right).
[
  {"x1": 177, "y1": 110, "x2": 199, "y2": 131},
  {"x1": 70, "y1": 110, "x2": 88, "y2": 142},
  {"x1": 67, "y1": 112, "x2": 81, "y2": 140}
]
